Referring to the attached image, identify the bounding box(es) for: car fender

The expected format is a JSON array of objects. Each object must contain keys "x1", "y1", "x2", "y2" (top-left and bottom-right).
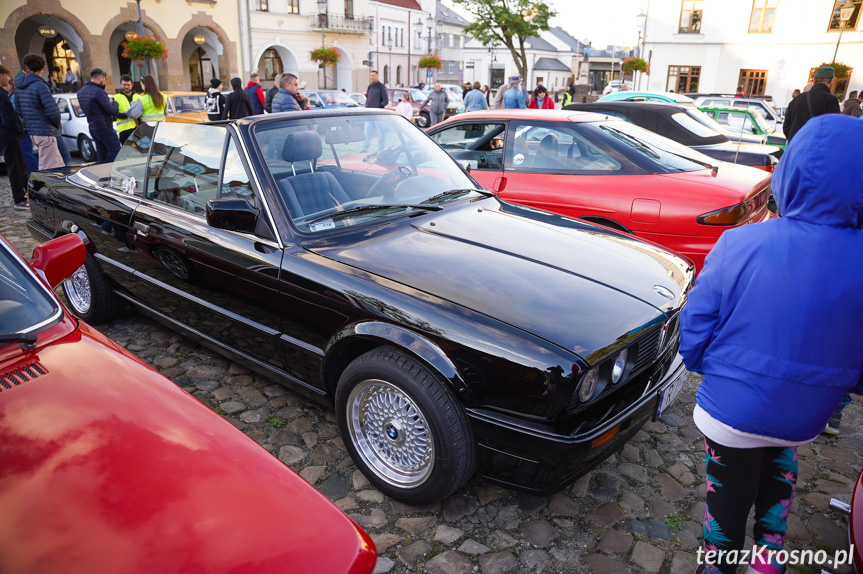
[
  {"x1": 324, "y1": 321, "x2": 475, "y2": 404},
  {"x1": 55, "y1": 219, "x2": 93, "y2": 251}
]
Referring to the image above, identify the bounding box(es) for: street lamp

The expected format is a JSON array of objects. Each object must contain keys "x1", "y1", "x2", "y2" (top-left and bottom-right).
[
  {"x1": 425, "y1": 14, "x2": 434, "y2": 55},
  {"x1": 833, "y1": 0, "x2": 857, "y2": 63},
  {"x1": 635, "y1": 10, "x2": 647, "y2": 90},
  {"x1": 317, "y1": 0, "x2": 327, "y2": 88},
  {"x1": 387, "y1": 34, "x2": 393, "y2": 86}
]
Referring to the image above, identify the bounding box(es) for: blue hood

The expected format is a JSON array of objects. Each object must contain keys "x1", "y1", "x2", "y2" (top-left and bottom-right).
[
  {"x1": 15, "y1": 72, "x2": 47, "y2": 90},
  {"x1": 773, "y1": 114, "x2": 863, "y2": 228}
]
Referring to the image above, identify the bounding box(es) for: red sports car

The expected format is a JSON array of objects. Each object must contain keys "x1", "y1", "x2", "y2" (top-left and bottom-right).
[
  {"x1": 427, "y1": 110, "x2": 774, "y2": 272},
  {"x1": 0, "y1": 233, "x2": 376, "y2": 574}
]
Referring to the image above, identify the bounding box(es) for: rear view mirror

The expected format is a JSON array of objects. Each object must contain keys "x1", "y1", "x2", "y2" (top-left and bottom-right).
[
  {"x1": 31, "y1": 233, "x2": 86, "y2": 289},
  {"x1": 206, "y1": 198, "x2": 259, "y2": 233}
]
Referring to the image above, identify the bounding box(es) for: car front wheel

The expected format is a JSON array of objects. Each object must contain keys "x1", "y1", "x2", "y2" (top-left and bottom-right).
[
  {"x1": 335, "y1": 346, "x2": 476, "y2": 504},
  {"x1": 62, "y1": 252, "x2": 123, "y2": 324},
  {"x1": 417, "y1": 113, "x2": 430, "y2": 128},
  {"x1": 78, "y1": 135, "x2": 95, "y2": 162}
]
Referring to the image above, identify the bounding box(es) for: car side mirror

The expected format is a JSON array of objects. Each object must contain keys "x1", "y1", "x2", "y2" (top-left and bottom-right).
[
  {"x1": 30, "y1": 233, "x2": 86, "y2": 289},
  {"x1": 206, "y1": 198, "x2": 259, "y2": 233}
]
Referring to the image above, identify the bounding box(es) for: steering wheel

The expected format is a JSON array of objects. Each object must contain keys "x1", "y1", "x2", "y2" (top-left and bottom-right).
[{"x1": 366, "y1": 166, "x2": 413, "y2": 200}]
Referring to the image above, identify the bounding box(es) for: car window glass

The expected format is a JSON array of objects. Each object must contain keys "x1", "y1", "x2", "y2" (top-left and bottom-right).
[
  {"x1": 146, "y1": 122, "x2": 227, "y2": 214},
  {"x1": 70, "y1": 98, "x2": 83, "y2": 117},
  {"x1": 306, "y1": 93, "x2": 324, "y2": 108},
  {"x1": 507, "y1": 122, "x2": 623, "y2": 173},
  {"x1": 105, "y1": 122, "x2": 157, "y2": 194},
  {"x1": 0, "y1": 244, "x2": 59, "y2": 336},
  {"x1": 671, "y1": 112, "x2": 721, "y2": 137},
  {"x1": 429, "y1": 123, "x2": 504, "y2": 170},
  {"x1": 171, "y1": 94, "x2": 206, "y2": 113},
  {"x1": 56, "y1": 98, "x2": 68, "y2": 113},
  {"x1": 221, "y1": 137, "x2": 257, "y2": 208},
  {"x1": 597, "y1": 120, "x2": 716, "y2": 172}
]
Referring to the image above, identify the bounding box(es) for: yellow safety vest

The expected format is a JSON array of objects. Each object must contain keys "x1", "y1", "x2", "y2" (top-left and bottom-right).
[
  {"x1": 140, "y1": 93, "x2": 167, "y2": 123},
  {"x1": 114, "y1": 92, "x2": 141, "y2": 132},
  {"x1": 562, "y1": 91, "x2": 573, "y2": 106}
]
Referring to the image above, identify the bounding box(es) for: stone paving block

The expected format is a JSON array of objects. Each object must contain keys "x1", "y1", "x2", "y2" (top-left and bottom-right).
[
  {"x1": 425, "y1": 550, "x2": 472, "y2": 574},
  {"x1": 277, "y1": 445, "x2": 305, "y2": 465},
  {"x1": 591, "y1": 472, "x2": 620, "y2": 498},
  {"x1": 396, "y1": 516, "x2": 436, "y2": 535},
  {"x1": 621, "y1": 444, "x2": 640, "y2": 461},
  {"x1": 572, "y1": 473, "x2": 592, "y2": 497},
  {"x1": 820, "y1": 446, "x2": 858, "y2": 464},
  {"x1": 194, "y1": 379, "x2": 218, "y2": 391},
  {"x1": 519, "y1": 518, "x2": 560, "y2": 548},
  {"x1": 490, "y1": 529, "x2": 518, "y2": 549},
  {"x1": 221, "y1": 400, "x2": 245, "y2": 414},
  {"x1": 643, "y1": 421, "x2": 667, "y2": 433},
  {"x1": 678, "y1": 528, "x2": 699, "y2": 549},
  {"x1": 590, "y1": 502, "x2": 624, "y2": 528},
  {"x1": 396, "y1": 540, "x2": 432, "y2": 568},
  {"x1": 352, "y1": 469, "x2": 371, "y2": 490},
  {"x1": 479, "y1": 551, "x2": 519, "y2": 574},
  {"x1": 517, "y1": 493, "x2": 547, "y2": 514},
  {"x1": 435, "y1": 524, "x2": 465, "y2": 544},
  {"x1": 671, "y1": 552, "x2": 698, "y2": 574},
  {"x1": 372, "y1": 557, "x2": 394, "y2": 574},
  {"x1": 690, "y1": 501, "x2": 706, "y2": 523},
  {"x1": 654, "y1": 472, "x2": 688, "y2": 501},
  {"x1": 358, "y1": 490, "x2": 384, "y2": 503},
  {"x1": 618, "y1": 462, "x2": 649, "y2": 482},
  {"x1": 269, "y1": 429, "x2": 301, "y2": 445},
  {"x1": 520, "y1": 549, "x2": 552, "y2": 572},
  {"x1": 238, "y1": 387, "x2": 267, "y2": 407},
  {"x1": 549, "y1": 493, "x2": 580, "y2": 516},
  {"x1": 631, "y1": 429, "x2": 651, "y2": 442},
  {"x1": 371, "y1": 533, "x2": 402, "y2": 553},
  {"x1": 240, "y1": 407, "x2": 267, "y2": 423},
  {"x1": 651, "y1": 499, "x2": 676, "y2": 519},
  {"x1": 475, "y1": 485, "x2": 508, "y2": 505},
  {"x1": 335, "y1": 497, "x2": 358, "y2": 511},
  {"x1": 596, "y1": 529, "x2": 633, "y2": 554},
  {"x1": 583, "y1": 553, "x2": 628, "y2": 574},
  {"x1": 786, "y1": 514, "x2": 812, "y2": 544},
  {"x1": 661, "y1": 412, "x2": 685, "y2": 427},
  {"x1": 632, "y1": 541, "x2": 666, "y2": 572},
  {"x1": 679, "y1": 426, "x2": 702, "y2": 440},
  {"x1": 810, "y1": 513, "x2": 850, "y2": 551},
  {"x1": 644, "y1": 448, "x2": 665, "y2": 467},
  {"x1": 620, "y1": 491, "x2": 645, "y2": 511},
  {"x1": 457, "y1": 538, "x2": 491, "y2": 555},
  {"x1": 443, "y1": 495, "x2": 478, "y2": 522},
  {"x1": 319, "y1": 473, "x2": 350, "y2": 499}
]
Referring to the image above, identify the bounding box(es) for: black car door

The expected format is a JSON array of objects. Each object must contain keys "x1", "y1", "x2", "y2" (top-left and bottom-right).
[{"x1": 126, "y1": 122, "x2": 288, "y2": 372}]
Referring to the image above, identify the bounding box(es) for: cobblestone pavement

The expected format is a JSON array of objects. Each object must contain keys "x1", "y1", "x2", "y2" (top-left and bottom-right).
[{"x1": 2, "y1": 169, "x2": 860, "y2": 574}]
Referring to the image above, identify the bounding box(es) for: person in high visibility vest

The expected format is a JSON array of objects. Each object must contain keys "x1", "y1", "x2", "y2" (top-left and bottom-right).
[
  {"x1": 561, "y1": 84, "x2": 575, "y2": 107},
  {"x1": 139, "y1": 74, "x2": 166, "y2": 123},
  {"x1": 114, "y1": 74, "x2": 141, "y2": 143}
]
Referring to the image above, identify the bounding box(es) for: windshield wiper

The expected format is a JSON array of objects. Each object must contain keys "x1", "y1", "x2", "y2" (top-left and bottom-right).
[
  {"x1": 0, "y1": 333, "x2": 38, "y2": 351},
  {"x1": 665, "y1": 150, "x2": 719, "y2": 174},
  {"x1": 421, "y1": 188, "x2": 491, "y2": 204},
  {"x1": 306, "y1": 203, "x2": 442, "y2": 227}
]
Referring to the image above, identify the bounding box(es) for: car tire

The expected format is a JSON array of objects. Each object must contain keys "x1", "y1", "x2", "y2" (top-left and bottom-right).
[
  {"x1": 78, "y1": 135, "x2": 95, "y2": 162},
  {"x1": 418, "y1": 113, "x2": 430, "y2": 128},
  {"x1": 62, "y1": 251, "x2": 123, "y2": 324},
  {"x1": 335, "y1": 346, "x2": 476, "y2": 504}
]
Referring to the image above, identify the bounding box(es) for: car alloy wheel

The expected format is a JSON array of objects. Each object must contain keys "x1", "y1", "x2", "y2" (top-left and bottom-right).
[
  {"x1": 63, "y1": 264, "x2": 92, "y2": 315},
  {"x1": 347, "y1": 379, "x2": 435, "y2": 488},
  {"x1": 79, "y1": 135, "x2": 95, "y2": 162},
  {"x1": 61, "y1": 251, "x2": 123, "y2": 324}
]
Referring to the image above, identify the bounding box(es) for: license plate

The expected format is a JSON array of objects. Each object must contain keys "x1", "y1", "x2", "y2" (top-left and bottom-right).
[{"x1": 657, "y1": 368, "x2": 688, "y2": 418}]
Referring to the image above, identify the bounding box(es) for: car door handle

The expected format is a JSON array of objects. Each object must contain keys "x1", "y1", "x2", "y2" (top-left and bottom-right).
[{"x1": 133, "y1": 222, "x2": 150, "y2": 237}]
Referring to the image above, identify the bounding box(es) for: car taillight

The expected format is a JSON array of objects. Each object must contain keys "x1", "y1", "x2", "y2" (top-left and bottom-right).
[{"x1": 697, "y1": 187, "x2": 769, "y2": 226}]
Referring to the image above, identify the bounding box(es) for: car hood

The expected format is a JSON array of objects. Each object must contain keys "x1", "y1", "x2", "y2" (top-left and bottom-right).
[
  {"x1": 0, "y1": 323, "x2": 375, "y2": 574},
  {"x1": 305, "y1": 199, "x2": 691, "y2": 359}
]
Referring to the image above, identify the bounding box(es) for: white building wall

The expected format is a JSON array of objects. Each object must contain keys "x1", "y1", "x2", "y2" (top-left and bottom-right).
[
  {"x1": 369, "y1": 1, "x2": 433, "y2": 87},
  {"x1": 643, "y1": 0, "x2": 863, "y2": 105}
]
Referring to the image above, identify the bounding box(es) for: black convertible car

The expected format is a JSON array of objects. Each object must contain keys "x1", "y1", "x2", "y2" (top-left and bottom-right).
[
  {"x1": 565, "y1": 101, "x2": 782, "y2": 172},
  {"x1": 26, "y1": 109, "x2": 692, "y2": 503}
]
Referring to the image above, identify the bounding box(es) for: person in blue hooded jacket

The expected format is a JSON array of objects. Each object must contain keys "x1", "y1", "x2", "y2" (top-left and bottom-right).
[{"x1": 680, "y1": 113, "x2": 863, "y2": 574}]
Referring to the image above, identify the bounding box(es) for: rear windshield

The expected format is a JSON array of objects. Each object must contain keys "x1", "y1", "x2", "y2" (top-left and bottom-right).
[{"x1": 598, "y1": 121, "x2": 719, "y2": 173}]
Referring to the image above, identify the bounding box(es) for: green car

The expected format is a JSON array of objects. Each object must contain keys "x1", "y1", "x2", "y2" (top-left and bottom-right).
[{"x1": 699, "y1": 106, "x2": 787, "y2": 150}]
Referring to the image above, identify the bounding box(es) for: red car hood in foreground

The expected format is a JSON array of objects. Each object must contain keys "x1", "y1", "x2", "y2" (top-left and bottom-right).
[{"x1": 0, "y1": 320, "x2": 375, "y2": 574}]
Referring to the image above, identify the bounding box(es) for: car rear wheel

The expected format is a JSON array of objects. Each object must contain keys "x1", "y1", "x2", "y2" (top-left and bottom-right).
[
  {"x1": 78, "y1": 135, "x2": 95, "y2": 162},
  {"x1": 335, "y1": 346, "x2": 476, "y2": 504},
  {"x1": 62, "y1": 252, "x2": 123, "y2": 324},
  {"x1": 418, "y1": 113, "x2": 430, "y2": 128}
]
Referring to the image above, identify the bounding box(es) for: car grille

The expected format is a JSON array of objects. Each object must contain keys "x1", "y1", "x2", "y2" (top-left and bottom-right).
[
  {"x1": 0, "y1": 361, "x2": 48, "y2": 391},
  {"x1": 632, "y1": 325, "x2": 662, "y2": 376}
]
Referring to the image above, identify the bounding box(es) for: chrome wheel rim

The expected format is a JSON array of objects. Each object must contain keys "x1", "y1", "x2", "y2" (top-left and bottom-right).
[
  {"x1": 81, "y1": 138, "x2": 93, "y2": 161},
  {"x1": 63, "y1": 264, "x2": 91, "y2": 314},
  {"x1": 347, "y1": 379, "x2": 434, "y2": 488}
]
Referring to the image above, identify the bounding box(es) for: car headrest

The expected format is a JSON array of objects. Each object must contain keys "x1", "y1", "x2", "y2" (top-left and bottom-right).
[
  {"x1": 540, "y1": 134, "x2": 558, "y2": 152},
  {"x1": 324, "y1": 127, "x2": 365, "y2": 145},
  {"x1": 282, "y1": 131, "x2": 323, "y2": 163}
]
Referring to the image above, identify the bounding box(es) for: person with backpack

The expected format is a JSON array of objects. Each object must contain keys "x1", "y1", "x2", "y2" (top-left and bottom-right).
[
  {"x1": 205, "y1": 78, "x2": 226, "y2": 121},
  {"x1": 244, "y1": 73, "x2": 265, "y2": 115},
  {"x1": 13, "y1": 53, "x2": 63, "y2": 170}
]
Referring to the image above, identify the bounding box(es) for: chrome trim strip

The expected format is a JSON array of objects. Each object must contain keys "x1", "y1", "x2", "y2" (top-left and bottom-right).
[
  {"x1": 115, "y1": 291, "x2": 325, "y2": 396},
  {"x1": 279, "y1": 334, "x2": 324, "y2": 357}
]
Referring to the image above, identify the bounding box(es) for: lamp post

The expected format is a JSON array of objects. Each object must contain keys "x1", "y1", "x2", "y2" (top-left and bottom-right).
[
  {"x1": 426, "y1": 15, "x2": 434, "y2": 55},
  {"x1": 387, "y1": 34, "x2": 393, "y2": 86},
  {"x1": 135, "y1": 0, "x2": 149, "y2": 76},
  {"x1": 833, "y1": 0, "x2": 856, "y2": 63},
  {"x1": 317, "y1": 0, "x2": 328, "y2": 88},
  {"x1": 636, "y1": 10, "x2": 647, "y2": 90}
]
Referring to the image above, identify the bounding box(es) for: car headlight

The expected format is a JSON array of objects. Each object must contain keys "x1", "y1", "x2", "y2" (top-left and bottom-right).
[
  {"x1": 577, "y1": 367, "x2": 599, "y2": 402},
  {"x1": 611, "y1": 349, "x2": 628, "y2": 384}
]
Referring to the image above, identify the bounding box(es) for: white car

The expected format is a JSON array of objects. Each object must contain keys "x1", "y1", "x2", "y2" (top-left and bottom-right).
[
  {"x1": 693, "y1": 95, "x2": 783, "y2": 132},
  {"x1": 602, "y1": 80, "x2": 633, "y2": 95},
  {"x1": 54, "y1": 94, "x2": 96, "y2": 162}
]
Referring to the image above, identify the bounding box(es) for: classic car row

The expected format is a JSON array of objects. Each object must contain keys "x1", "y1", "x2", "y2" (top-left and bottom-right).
[
  {"x1": 24, "y1": 108, "x2": 692, "y2": 506},
  {"x1": 0, "y1": 232, "x2": 377, "y2": 573}
]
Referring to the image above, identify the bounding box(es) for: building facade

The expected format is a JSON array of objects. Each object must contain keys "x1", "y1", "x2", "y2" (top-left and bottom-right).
[
  {"x1": 641, "y1": 0, "x2": 863, "y2": 104},
  {"x1": 367, "y1": 0, "x2": 433, "y2": 89},
  {"x1": 248, "y1": 0, "x2": 373, "y2": 91},
  {"x1": 1, "y1": 0, "x2": 242, "y2": 92},
  {"x1": 435, "y1": 2, "x2": 467, "y2": 85}
]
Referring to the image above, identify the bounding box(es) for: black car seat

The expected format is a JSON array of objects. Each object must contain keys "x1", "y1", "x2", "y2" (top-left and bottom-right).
[{"x1": 278, "y1": 131, "x2": 352, "y2": 218}]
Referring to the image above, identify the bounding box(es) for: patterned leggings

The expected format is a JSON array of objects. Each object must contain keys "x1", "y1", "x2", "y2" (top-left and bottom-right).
[{"x1": 702, "y1": 437, "x2": 798, "y2": 574}]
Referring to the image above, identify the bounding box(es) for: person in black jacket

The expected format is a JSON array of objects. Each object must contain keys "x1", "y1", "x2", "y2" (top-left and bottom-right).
[
  {"x1": 222, "y1": 77, "x2": 253, "y2": 120},
  {"x1": 0, "y1": 65, "x2": 28, "y2": 210},
  {"x1": 264, "y1": 74, "x2": 283, "y2": 113},
  {"x1": 78, "y1": 68, "x2": 127, "y2": 163},
  {"x1": 362, "y1": 70, "x2": 388, "y2": 152},
  {"x1": 784, "y1": 66, "x2": 841, "y2": 141},
  {"x1": 205, "y1": 78, "x2": 226, "y2": 122}
]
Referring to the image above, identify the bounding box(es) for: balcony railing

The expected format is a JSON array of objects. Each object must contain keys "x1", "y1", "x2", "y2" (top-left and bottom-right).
[{"x1": 309, "y1": 13, "x2": 372, "y2": 34}]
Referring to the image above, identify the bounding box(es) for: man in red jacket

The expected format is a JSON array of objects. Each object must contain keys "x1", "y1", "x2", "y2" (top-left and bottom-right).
[{"x1": 244, "y1": 73, "x2": 265, "y2": 115}]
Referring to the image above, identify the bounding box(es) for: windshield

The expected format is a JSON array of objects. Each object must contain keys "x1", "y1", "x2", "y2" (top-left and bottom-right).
[
  {"x1": 171, "y1": 94, "x2": 206, "y2": 113},
  {"x1": 409, "y1": 89, "x2": 426, "y2": 101},
  {"x1": 320, "y1": 91, "x2": 359, "y2": 106},
  {"x1": 253, "y1": 114, "x2": 482, "y2": 233},
  {"x1": 598, "y1": 120, "x2": 718, "y2": 172},
  {"x1": 0, "y1": 241, "x2": 61, "y2": 337},
  {"x1": 748, "y1": 108, "x2": 772, "y2": 133}
]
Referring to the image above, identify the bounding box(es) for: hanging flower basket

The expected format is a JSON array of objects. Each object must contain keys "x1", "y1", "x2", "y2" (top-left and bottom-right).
[
  {"x1": 121, "y1": 35, "x2": 168, "y2": 62},
  {"x1": 418, "y1": 56, "x2": 442, "y2": 70},
  {"x1": 819, "y1": 61, "x2": 851, "y2": 79},
  {"x1": 622, "y1": 57, "x2": 649, "y2": 76},
  {"x1": 310, "y1": 47, "x2": 340, "y2": 66}
]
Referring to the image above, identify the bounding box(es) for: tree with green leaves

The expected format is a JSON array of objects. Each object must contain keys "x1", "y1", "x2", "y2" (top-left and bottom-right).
[{"x1": 452, "y1": 0, "x2": 556, "y2": 83}]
